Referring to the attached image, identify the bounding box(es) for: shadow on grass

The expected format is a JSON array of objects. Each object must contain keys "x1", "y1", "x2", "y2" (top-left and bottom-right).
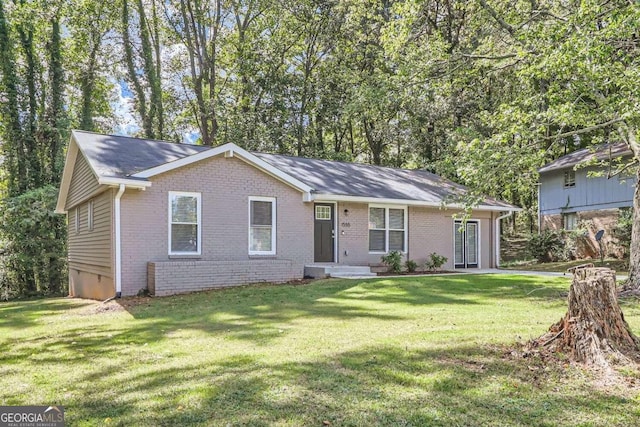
[
  {"x1": 0, "y1": 298, "x2": 93, "y2": 330},
  {"x1": 67, "y1": 343, "x2": 637, "y2": 426}
]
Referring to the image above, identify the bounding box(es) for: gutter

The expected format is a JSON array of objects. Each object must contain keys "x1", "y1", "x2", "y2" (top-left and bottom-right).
[
  {"x1": 495, "y1": 211, "x2": 514, "y2": 268},
  {"x1": 114, "y1": 184, "x2": 125, "y2": 298}
]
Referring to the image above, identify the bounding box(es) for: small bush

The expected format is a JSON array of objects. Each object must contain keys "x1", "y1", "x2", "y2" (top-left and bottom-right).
[
  {"x1": 526, "y1": 230, "x2": 563, "y2": 262},
  {"x1": 425, "y1": 252, "x2": 448, "y2": 271},
  {"x1": 405, "y1": 259, "x2": 418, "y2": 273},
  {"x1": 381, "y1": 251, "x2": 403, "y2": 273}
]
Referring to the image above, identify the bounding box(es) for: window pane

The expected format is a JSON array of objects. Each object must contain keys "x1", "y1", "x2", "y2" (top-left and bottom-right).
[
  {"x1": 171, "y1": 224, "x2": 198, "y2": 252},
  {"x1": 389, "y1": 209, "x2": 404, "y2": 230},
  {"x1": 250, "y1": 226, "x2": 272, "y2": 252},
  {"x1": 389, "y1": 231, "x2": 405, "y2": 251},
  {"x1": 172, "y1": 196, "x2": 197, "y2": 223},
  {"x1": 369, "y1": 230, "x2": 386, "y2": 252},
  {"x1": 251, "y1": 201, "x2": 273, "y2": 226},
  {"x1": 369, "y1": 208, "x2": 385, "y2": 229},
  {"x1": 315, "y1": 205, "x2": 331, "y2": 220}
]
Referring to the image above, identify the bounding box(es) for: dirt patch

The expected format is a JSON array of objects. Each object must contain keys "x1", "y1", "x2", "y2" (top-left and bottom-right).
[{"x1": 77, "y1": 300, "x2": 126, "y2": 315}]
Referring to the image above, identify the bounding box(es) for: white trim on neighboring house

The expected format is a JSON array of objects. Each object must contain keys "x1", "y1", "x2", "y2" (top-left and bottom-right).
[
  {"x1": 168, "y1": 191, "x2": 202, "y2": 256},
  {"x1": 311, "y1": 194, "x2": 520, "y2": 212},
  {"x1": 132, "y1": 143, "x2": 314, "y2": 198},
  {"x1": 367, "y1": 204, "x2": 408, "y2": 254},
  {"x1": 248, "y1": 196, "x2": 277, "y2": 256}
]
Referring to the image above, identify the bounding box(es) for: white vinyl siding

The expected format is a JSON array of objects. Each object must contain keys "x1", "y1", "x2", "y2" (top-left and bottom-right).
[
  {"x1": 249, "y1": 196, "x2": 276, "y2": 255},
  {"x1": 368, "y1": 205, "x2": 407, "y2": 253},
  {"x1": 168, "y1": 192, "x2": 201, "y2": 255}
]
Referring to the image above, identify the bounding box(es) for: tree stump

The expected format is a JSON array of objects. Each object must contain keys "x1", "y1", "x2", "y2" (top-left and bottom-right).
[{"x1": 531, "y1": 267, "x2": 639, "y2": 368}]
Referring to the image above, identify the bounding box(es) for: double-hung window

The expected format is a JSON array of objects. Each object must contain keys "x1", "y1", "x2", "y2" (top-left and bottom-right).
[
  {"x1": 368, "y1": 205, "x2": 407, "y2": 253},
  {"x1": 168, "y1": 191, "x2": 201, "y2": 255},
  {"x1": 564, "y1": 170, "x2": 576, "y2": 188},
  {"x1": 249, "y1": 197, "x2": 276, "y2": 255}
]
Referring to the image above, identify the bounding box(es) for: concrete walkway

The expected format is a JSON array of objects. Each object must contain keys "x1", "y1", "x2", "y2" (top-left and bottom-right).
[{"x1": 332, "y1": 268, "x2": 628, "y2": 281}]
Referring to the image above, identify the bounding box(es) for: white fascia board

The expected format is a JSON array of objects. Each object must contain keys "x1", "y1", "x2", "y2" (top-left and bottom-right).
[
  {"x1": 55, "y1": 136, "x2": 79, "y2": 214},
  {"x1": 132, "y1": 142, "x2": 314, "y2": 195},
  {"x1": 311, "y1": 194, "x2": 522, "y2": 212},
  {"x1": 98, "y1": 177, "x2": 151, "y2": 189}
]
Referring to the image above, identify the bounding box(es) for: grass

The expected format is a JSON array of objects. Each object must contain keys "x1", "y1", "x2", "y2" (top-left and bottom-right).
[
  {"x1": 501, "y1": 258, "x2": 629, "y2": 273},
  {"x1": 1, "y1": 274, "x2": 639, "y2": 426}
]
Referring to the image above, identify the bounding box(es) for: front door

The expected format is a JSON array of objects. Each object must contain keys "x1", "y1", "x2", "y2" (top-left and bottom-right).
[
  {"x1": 454, "y1": 220, "x2": 479, "y2": 268},
  {"x1": 314, "y1": 204, "x2": 335, "y2": 262}
]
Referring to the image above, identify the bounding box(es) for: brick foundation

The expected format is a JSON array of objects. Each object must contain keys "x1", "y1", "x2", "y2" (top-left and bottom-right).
[
  {"x1": 541, "y1": 209, "x2": 628, "y2": 259},
  {"x1": 147, "y1": 259, "x2": 299, "y2": 296}
]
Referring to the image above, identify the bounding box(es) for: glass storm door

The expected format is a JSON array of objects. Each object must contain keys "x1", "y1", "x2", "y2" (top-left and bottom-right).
[{"x1": 454, "y1": 220, "x2": 479, "y2": 268}]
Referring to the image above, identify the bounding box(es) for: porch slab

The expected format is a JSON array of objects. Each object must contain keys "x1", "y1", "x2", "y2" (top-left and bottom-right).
[{"x1": 304, "y1": 264, "x2": 377, "y2": 279}]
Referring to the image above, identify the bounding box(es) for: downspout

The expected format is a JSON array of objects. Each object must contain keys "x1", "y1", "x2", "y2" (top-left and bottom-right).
[
  {"x1": 114, "y1": 184, "x2": 125, "y2": 298},
  {"x1": 495, "y1": 211, "x2": 514, "y2": 268}
]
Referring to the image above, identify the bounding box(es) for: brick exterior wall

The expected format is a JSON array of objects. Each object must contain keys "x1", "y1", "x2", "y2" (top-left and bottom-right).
[
  {"x1": 335, "y1": 202, "x2": 495, "y2": 269},
  {"x1": 148, "y1": 259, "x2": 298, "y2": 296},
  {"x1": 120, "y1": 155, "x2": 314, "y2": 296},
  {"x1": 541, "y1": 208, "x2": 627, "y2": 259}
]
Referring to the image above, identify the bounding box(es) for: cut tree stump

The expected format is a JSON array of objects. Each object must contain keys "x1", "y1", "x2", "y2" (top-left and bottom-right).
[{"x1": 529, "y1": 267, "x2": 639, "y2": 368}]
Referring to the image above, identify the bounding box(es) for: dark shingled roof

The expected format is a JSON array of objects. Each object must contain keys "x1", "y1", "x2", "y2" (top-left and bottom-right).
[
  {"x1": 254, "y1": 152, "x2": 515, "y2": 209},
  {"x1": 539, "y1": 143, "x2": 632, "y2": 173},
  {"x1": 71, "y1": 130, "x2": 517, "y2": 209},
  {"x1": 73, "y1": 130, "x2": 208, "y2": 178}
]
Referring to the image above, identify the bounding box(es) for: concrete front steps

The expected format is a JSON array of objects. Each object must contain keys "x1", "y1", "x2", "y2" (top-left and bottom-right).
[{"x1": 304, "y1": 264, "x2": 377, "y2": 279}]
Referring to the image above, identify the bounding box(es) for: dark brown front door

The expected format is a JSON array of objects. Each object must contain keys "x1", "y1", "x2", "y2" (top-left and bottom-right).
[{"x1": 314, "y1": 203, "x2": 335, "y2": 262}]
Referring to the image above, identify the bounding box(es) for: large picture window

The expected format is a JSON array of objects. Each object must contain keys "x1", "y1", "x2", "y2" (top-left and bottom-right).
[
  {"x1": 249, "y1": 196, "x2": 276, "y2": 255},
  {"x1": 368, "y1": 206, "x2": 407, "y2": 253},
  {"x1": 168, "y1": 192, "x2": 201, "y2": 255}
]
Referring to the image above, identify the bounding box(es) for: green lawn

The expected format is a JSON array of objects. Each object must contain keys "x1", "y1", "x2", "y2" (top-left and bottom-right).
[{"x1": 1, "y1": 275, "x2": 639, "y2": 426}]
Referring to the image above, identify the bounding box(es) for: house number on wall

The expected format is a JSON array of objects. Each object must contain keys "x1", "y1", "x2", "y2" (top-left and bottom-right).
[{"x1": 341, "y1": 222, "x2": 351, "y2": 227}]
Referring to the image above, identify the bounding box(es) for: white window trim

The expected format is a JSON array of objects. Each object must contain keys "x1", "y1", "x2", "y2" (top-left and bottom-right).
[
  {"x1": 368, "y1": 204, "x2": 408, "y2": 254},
  {"x1": 168, "y1": 191, "x2": 202, "y2": 256},
  {"x1": 75, "y1": 207, "x2": 80, "y2": 234},
  {"x1": 87, "y1": 200, "x2": 94, "y2": 232},
  {"x1": 248, "y1": 196, "x2": 277, "y2": 256},
  {"x1": 564, "y1": 170, "x2": 576, "y2": 188}
]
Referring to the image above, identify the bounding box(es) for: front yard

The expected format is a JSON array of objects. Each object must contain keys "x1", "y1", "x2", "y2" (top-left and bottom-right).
[{"x1": 1, "y1": 274, "x2": 639, "y2": 426}]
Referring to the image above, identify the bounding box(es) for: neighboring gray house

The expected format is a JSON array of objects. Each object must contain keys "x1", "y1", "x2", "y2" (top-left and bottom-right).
[
  {"x1": 538, "y1": 143, "x2": 634, "y2": 257},
  {"x1": 56, "y1": 130, "x2": 519, "y2": 299}
]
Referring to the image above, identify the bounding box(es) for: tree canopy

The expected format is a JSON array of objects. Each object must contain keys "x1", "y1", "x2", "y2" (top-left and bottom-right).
[{"x1": 0, "y1": 0, "x2": 639, "y2": 296}]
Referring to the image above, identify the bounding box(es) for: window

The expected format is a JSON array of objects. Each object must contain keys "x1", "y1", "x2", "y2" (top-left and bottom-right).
[
  {"x1": 74, "y1": 207, "x2": 80, "y2": 234},
  {"x1": 87, "y1": 201, "x2": 94, "y2": 232},
  {"x1": 315, "y1": 205, "x2": 331, "y2": 220},
  {"x1": 168, "y1": 192, "x2": 201, "y2": 255},
  {"x1": 563, "y1": 212, "x2": 578, "y2": 230},
  {"x1": 249, "y1": 197, "x2": 276, "y2": 255},
  {"x1": 564, "y1": 170, "x2": 576, "y2": 188},
  {"x1": 368, "y1": 206, "x2": 407, "y2": 253}
]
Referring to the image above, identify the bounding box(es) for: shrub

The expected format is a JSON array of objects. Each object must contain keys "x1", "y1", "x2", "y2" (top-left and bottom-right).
[
  {"x1": 405, "y1": 259, "x2": 418, "y2": 273},
  {"x1": 0, "y1": 186, "x2": 67, "y2": 299},
  {"x1": 425, "y1": 252, "x2": 448, "y2": 271},
  {"x1": 612, "y1": 207, "x2": 632, "y2": 258},
  {"x1": 381, "y1": 250, "x2": 403, "y2": 273},
  {"x1": 526, "y1": 230, "x2": 563, "y2": 262}
]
